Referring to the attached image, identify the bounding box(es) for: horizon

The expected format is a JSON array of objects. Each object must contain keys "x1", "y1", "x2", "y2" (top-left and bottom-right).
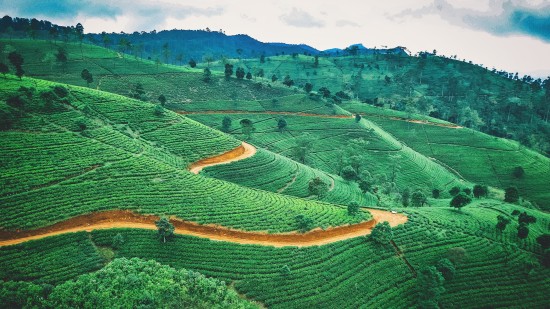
[{"x1": 1, "y1": 0, "x2": 550, "y2": 78}]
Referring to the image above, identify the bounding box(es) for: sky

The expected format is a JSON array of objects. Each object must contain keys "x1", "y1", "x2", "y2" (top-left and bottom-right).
[{"x1": 2, "y1": 0, "x2": 550, "y2": 78}]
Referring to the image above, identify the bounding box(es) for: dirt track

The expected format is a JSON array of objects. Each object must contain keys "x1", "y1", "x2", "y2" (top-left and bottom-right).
[
  {"x1": 188, "y1": 142, "x2": 256, "y2": 174},
  {"x1": 0, "y1": 209, "x2": 407, "y2": 247}
]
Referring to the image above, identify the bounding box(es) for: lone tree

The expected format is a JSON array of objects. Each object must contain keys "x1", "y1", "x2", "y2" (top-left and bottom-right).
[
  {"x1": 449, "y1": 186, "x2": 461, "y2": 196},
  {"x1": 308, "y1": 177, "x2": 329, "y2": 198},
  {"x1": 370, "y1": 221, "x2": 393, "y2": 245},
  {"x1": 224, "y1": 63, "x2": 234, "y2": 80},
  {"x1": 155, "y1": 217, "x2": 175, "y2": 243},
  {"x1": 158, "y1": 94, "x2": 166, "y2": 106},
  {"x1": 55, "y1": 48, "x2": 68, "y2": 73},
  {"x1": 221, "y1": 116, "x2": 232, "y2": 132},
  {"x1": 517, "y1": 224, "x2": 529, "y2": 241},
  {"x1": 512, "y1": 166, "x2": 525, "y2": 179},
  {"x1": 473, "y1": 184, "x2": 488, "y2": 198},
  {"x1": 318, "y1": 87, "x2": 331, "y2": 98},
  {"x1": 355, "y1": 114, "x2": 362, "y2": 122},
  {"x1": 277, "y1": 118, "x2": 287, "y2": 132},
  {"x1": 203, "y1": 67, "x2": 212, "y2": 82},
  {"x1": 235, "y1": 67, "x2": 245, "y2": 79},
  {"x1": 246, "y1": 72, "x2": 252, "y2": 80},
  {"x1": 283, "y1": 75, "x2": 294, "y2": 87},
  {"x1": 188, "y1": 59, "x2": 197, "y2": 68},
  {"x1": 496, "y1": 215, "x2": 511, "y2": 234},
  {"x1": 436, "y1": 258, "x2": 456, "y2": 280},
  {"x1": 271, "y1": 74, "x2": 278, "y2": 82},
  {"x1": 304, "y1": 82, "x2": 313, "y2": 93},
  {"x1": 504, "y1": 186, "x2": 519, "y2": 203},
  {"x1": 411, "y1": 190, "x2": 427, "y2": 207},
  {"x1": 8, "y1": 51, "x2": 24, "y2": 79},
  {"x1": 347, "y1": 201, "x2": 360, "y2": 216},
  {"x1": 80, "y1": 69, "x2": 93, "y2": 87},
  {"x1": 450, "y1": 192, "x2": 471, "y2": 210},
  {"x1": 432, "y1": 189, "x2": 441, "y2": 198},
  {"x1": 295, "y1": 214, "x2": 314, "y2": 233},
  {"x1": 239, "y1": 118, "x2": 255, "y2": 139}
]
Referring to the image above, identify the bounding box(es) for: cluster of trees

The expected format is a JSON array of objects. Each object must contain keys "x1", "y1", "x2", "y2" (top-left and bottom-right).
[
  {"x1": 0, "y1": 258, "x2": 257, "y2": 308},
  {"x1": 0, "y1": 15, "x2": 82, "y2": 42},
  {"x1": 0, "y1": 51, "x2": 25, "y2": 79}
]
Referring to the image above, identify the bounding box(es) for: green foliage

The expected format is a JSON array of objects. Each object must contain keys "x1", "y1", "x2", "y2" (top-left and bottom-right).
[
  {"x1": 295, "y1": 214, "x2": 314, "y2": 233},
  {"x1": 308, "y1": 177, "x2": 329, "y2": 198},
  {"x1": 354, "y1": 113, "x2": 362, "y2": 122},
  {"x1": 449, "y1": 186, "x2": 460, "y2": 196},
  {"x1": 221, "y1": 116, "x2": 232, "y2": 132},
  {"x1": 450, "y1": 192, "x2": 471, "y2": 210},
  {"x1": 304, "y1": 82, "x2": 313, "y2": 93},
  {"x1": 188, "y1": 59, "x2": 197, "y2": 68},
  {"x1": 473, "y1": 184, "x2": 488, "y2": 198},
  {"x1": 370, "y1": 221, "x2": 393, "y2": 245},
  {"x1": 318, "y1": 87, "x2": 330, "y2": 98},
  {"x1": 341, "y1": 165, "x2": 357, "y2": 181},
  {"x1": 432, "y1": 189, "x2": 440, "y2": 199},
  {"x1": 239, "y1": 118, "x2": 255, "y2": 139},
  {"x1": 153, "y1": 104, "x2": 164, "y2": 116},
  {"x1": 436, "y1": 258, "x2": 455, "y2": 280},
  {"x1": 517, "y1": 224, "x2": 529, "y2": 240},
  {"x1": 347, "y1": 201, "x2": 360, "y2": 216},
  {"x1": 80, "y1": 69, "x2": 93, "y2": 86},
  {"x1": 157, "y1": 94, "x2": 166, "y2": 106},
  {"x1": 417, "y1": 266, "x2": 445, "y2": 308},
  {"x1": 504, "y1": 186, "x2": 519, "y2": 203},
  {"x1": 496, "y1": 215, "x2": 511, "y2": 233},
  {"x1": 236, "y1": 67, "x2": 245, "y2": 79},
  {"x1": 203, "y1": 67, "x2": 212, "y2": 82},
  {"x1": 0, "y1": 62, "x2": 9, "y2": 76},
  {"x1": 282, "y1": 75, "x2": 294, "y2": 87},
  {"x1": 536, "y1": 234, "x2": 550, "y2": 250},
  {"x1": 224, "y1": 63, "x2": 233, "y2": 80},
  {"x1": 411, "y1": 190, "x2": 427, "y2": 207},
  {"x1": 512, "y1": 166, "x2": 525, "y2": 179},
  {"x1": 155, "y1": 217, "x2": 175, "y2": 243},
  {"x1": 277, "y1": 118, "x2": 287, "y2": 132},
  {"x1": 112, "y1": 233, "x2": 125, "y2": 249}
]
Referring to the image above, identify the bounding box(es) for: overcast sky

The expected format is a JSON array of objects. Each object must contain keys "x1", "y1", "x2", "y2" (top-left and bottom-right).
[{"x1": 2, "y1": 0, "x2": 550, "y2": 78}]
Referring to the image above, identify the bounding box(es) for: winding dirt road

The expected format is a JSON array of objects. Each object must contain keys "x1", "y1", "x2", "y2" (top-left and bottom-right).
[
  {"x1": 188, "y1": 142, "x2": 256, "y2": 174},
  {"x1": 0, "y1": 209, "x2": 407, "y2": 247},
  {"x1": 1, "y1": 141, "x2": 407, "y2": 248}
]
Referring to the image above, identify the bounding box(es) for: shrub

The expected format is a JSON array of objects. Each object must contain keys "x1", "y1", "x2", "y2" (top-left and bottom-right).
[
  {"x1": 504, "y1": 187, "x2": 519, "y2": 203},
  {"x1": 450, "y1": 193, "x2": 471, "y2": 210},
  {"x1": 296, "y1": 214, "x2": 314, "y2": 233},
  {"x1": 348, "y1": 201, "x2": 360, "y2": 216}
]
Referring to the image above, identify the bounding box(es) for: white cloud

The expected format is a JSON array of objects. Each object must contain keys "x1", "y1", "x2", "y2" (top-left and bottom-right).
[{"x1": 279, "y1": 7, "x2": 324, "y2": 28}]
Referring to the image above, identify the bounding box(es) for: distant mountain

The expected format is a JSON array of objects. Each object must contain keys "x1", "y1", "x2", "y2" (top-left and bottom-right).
[
  {"x1": 322, "y1": 44, "x2": 409, "y2": 56},
  {"x1": 86, "y1": 30, "x2": 321, "y2": 64}
]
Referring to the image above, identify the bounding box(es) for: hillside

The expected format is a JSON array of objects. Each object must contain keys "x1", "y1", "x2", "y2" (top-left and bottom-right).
[{"x1": 1, "y1": 35, "x2": 549, "y2": 309}]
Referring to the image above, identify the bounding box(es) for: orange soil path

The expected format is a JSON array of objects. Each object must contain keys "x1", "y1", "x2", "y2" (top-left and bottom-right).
[
  {"x1": 0, "y1": 209, "x2": 407, "y2": 248},
  {"x1": 188, "y1": 142, "x2": 256, "y2": 174}
]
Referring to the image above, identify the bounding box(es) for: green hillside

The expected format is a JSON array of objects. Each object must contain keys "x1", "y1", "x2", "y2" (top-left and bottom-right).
[{"x1": 1, "y1": 36, "x2": 549, "y2": 309}]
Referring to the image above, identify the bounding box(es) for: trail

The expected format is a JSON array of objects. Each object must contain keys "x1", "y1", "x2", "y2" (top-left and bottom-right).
[
  {"x1": 0, "y1": 209, "x2": 407, "y2": 248},
  {"x1": 188, "y1": 142, "x2": 256, "y2": 174}
]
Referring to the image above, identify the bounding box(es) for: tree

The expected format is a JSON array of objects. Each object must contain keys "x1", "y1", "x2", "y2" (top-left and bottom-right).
[
  {"x1": 473, "y1": 184, "x2": 488, "y2": 198},
  {"x1": 80, "y1": 69, "x2": 93, "y2": 87},
  {"x1": 318, "y1": 87, "x2": 331, "y2": 98},
  {"x1": 411, "y1": 190, "x2": 427, "y2": 207},
  {"x1": 158, "y1": 94, "x2": 166, "y2": 106},
  {"x1": 432, "y1": 189, "x2": 440, "y2": 199},
  {"x1": 175, "y1": 53, "x2": 184, "y2": 65},
  {"x1": 462, "y1": 188, "x2": 472, "y2": 195},
  {"x1": 496, "y1": 215, "x2": 511, "y2": 234},
  {"x1": 277, "y1": 118, "x2": 287, "y2": 132},
  {"x1": 224, "y1": 63, "x2": 234, "y2": 80},
  {"x1": 450, "y1": 193, "x2": 471, "y2": 210},
  {"x1": 111, "y1": 233, "x2": 124, "y2": 249},
  {"x1": 536, "y1": 234, "x2": 550, "y2": 250},
  {"x1": 314, "y1": 55, "x2": 319, "y2": 67},
  {"x1": 355, "y1": 114, "x2": 362, "y2": 122},
  {"x1": 401, "y1": 188, "x2": 410, "y2": 207},
  {"x1": 236, "y1": 67, "x2": 245, "y2": 79},
  {"x1": 283, "y1": 75, "x2": 294, "y2": 87},
  {"x1": 292, "y1": 133, "x2": 313, "y2": 163},
  {"x1": 271, "y1": 74, "x2": 278, "y2": 82},
  {"x1": 295, "y1": 214, "x2": 314, "y2": 233},
  {"x1": 155, "y1": 217, "x2": 174, "y2": 243},
  {"x1": 517, "y1": 224, "x2": 529, "y2": 241},
  {"x1": 370, "y1": 221, "x2": 393, "y2": 245},
  {"x1": 202, "y1": 67, "x2": 212, "y2": 82},
  {"x1": 260, "y1": 54, "x2": 265, "y2": 63},
  {"x1": 188, "y1": 59, "x2": 197, "y2": 68},
  {"x1": 0, "y1": 62, "x2": 8, "y2": 77},
  {"x1": 55, "y1": 48, "x2": 68, "y2": 73},
  {"x1": 304, "y1": 82, "x2": 313, "y2": 93},
  {"x1": 239, "y1": 118, "x2": 254, "y2": 139},
  {"x1": 436, "y1": 258, "x2": 455, "y2": 280},
  {"x1": 129, "y1": 83, "x2": 145, "y2": 100},
  {"x1": 75, "y1": 23, "x2": 84, "y2": 42},
  {"x1": 8, "y1": 51, "x2": 24, "y2": 79},
  {"x1": 449, "y1": 186, "x2": 461, "y2": 196},
  {"x1": 308, "y1": 177, "x2": 329, "y2": 198},
  {"x1": 341, "y1": 165, "x2": 357, "y2": 181},
  {"x1": 504, "y1": 186, "x2": 519, "y2": 203},
  {"x1": 518, "y1": 211, "x2": 537, "y2": 225},
  {"x1": 221, "y1": 116, "x2": 232, "y2": 132},
  {"x1": 417, "y1": 266, "x2": 445, "y2": 309},
  {"x1": 512, "y1": 166, "x2": 525, "y2": 179},
  {"x1": 348, "y1": 201, "x2": 360, "y2": 216},
  {"x1": 246, "y1": 72, "x2": 252, "y2": 80}
]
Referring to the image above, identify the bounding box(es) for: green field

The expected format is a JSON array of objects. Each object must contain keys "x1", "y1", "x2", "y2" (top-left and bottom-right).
[{"x1": 1, "y1": 37, "x2": 549, "y2": 308}]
